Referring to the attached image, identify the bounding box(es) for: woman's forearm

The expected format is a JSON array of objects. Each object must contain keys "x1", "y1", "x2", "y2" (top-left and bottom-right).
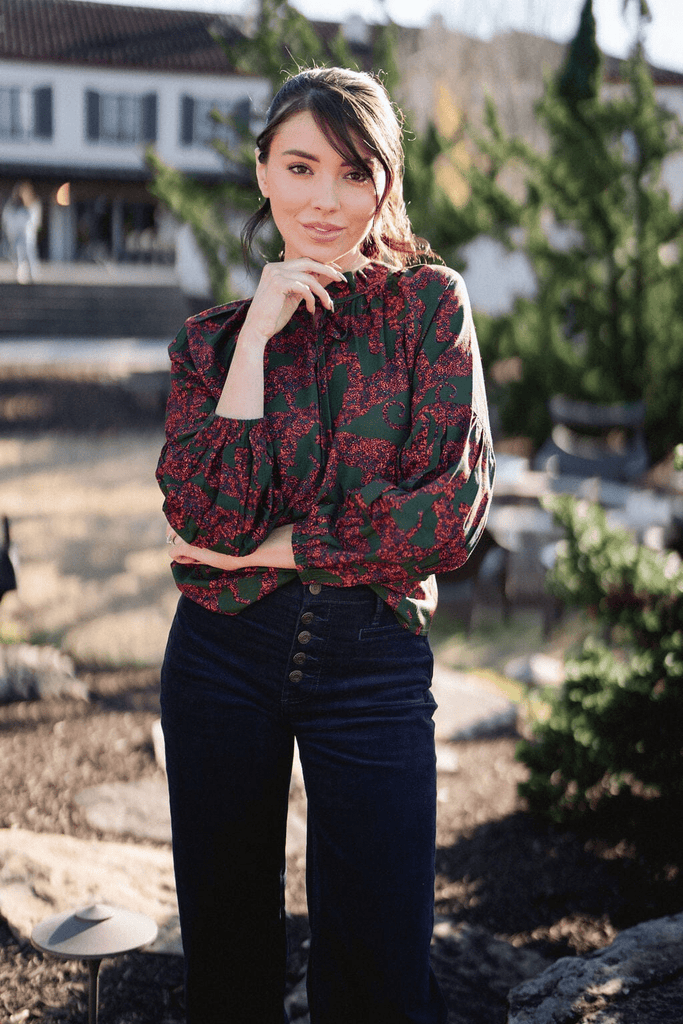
[
  {"x1": 215, "y1": 329, "x2": 266, "y2": 420},
  {"x1": 168, "y1": 524, "x2": 295, "y2": 570}
]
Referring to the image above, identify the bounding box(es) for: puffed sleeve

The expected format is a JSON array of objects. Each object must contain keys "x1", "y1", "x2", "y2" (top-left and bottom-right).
[
  {"x1": 291, "y1": 269, "x2": 495, "y2": 585},
  {"x1": 156, "y1": 309, "x2": 285, "y2": 555}
]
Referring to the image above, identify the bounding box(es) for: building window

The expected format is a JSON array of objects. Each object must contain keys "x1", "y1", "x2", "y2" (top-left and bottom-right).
[
  {"x1": 0, "y1": 85, "x2": 53, "y2": 140},
  {"x1": 179, "y1": 95, "x2": 250, "y2": 148},
  {"x1": 85, "y1": 90, "x2": 157, "y2": 144}
]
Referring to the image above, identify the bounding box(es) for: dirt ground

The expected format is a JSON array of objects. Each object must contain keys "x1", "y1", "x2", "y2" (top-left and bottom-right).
[
  {"x1": 2, "y1": 375, "x2": 683, "y2": 1023},
  {"x1": 3, "y1": 666, "x2": 683, "y2": 1024}
]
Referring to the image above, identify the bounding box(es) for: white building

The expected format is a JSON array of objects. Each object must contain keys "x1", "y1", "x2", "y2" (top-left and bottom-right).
[
  {"x1": 0, "y1": 0, "x2": 271, "y2": 265},
  {"x1": 3, "y1": 0, "x2": 681, "y2": 308}
]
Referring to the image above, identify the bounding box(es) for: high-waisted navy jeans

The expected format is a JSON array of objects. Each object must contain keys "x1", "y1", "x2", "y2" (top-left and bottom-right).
[{"x1": 160, "y1": 580, "x2": 447, "y2": 1024}]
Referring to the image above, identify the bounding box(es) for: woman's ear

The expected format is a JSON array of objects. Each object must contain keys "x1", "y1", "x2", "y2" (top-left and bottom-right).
[{"x1": 255, "y1": 149, "x2": 269, "y2": 197}]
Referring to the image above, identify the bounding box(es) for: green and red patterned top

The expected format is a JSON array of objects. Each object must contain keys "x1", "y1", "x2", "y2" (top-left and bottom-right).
[{"x1": 157, "y1": 261, "x2": 495, "y2": 634}]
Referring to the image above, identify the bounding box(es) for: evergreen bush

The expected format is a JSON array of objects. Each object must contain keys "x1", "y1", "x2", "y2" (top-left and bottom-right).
[{"x1": 516, "y1": 493, "x2": 683, "y2": 845}]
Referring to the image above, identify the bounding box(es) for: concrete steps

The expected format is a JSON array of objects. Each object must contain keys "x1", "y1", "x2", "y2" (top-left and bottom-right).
[{"x1": 0, "y1": 281, "x2": 191, "y2": 338}]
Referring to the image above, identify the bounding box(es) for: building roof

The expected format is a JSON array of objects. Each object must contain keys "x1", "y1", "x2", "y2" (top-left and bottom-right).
[
  {"x1": 0, "y1": 0, "x2": 387, "y2": 76},
  {"x1": 3, "y1": 0, "x2": 682, "y2": 87},
  {"x1": 603, "y1": 51, "x2": 683, "y2": 86},
  {"x1": 0, "y1": 0, "x2": 246, "y2": 73}
]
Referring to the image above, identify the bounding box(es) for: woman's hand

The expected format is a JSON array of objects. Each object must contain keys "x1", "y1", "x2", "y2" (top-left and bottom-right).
[
  {"x1": 166, "y1": 524, "x2": 295, "y2": 570},
  {"x1": 215, "y1": 258, "x2": 345, "y2": 421},
  {"x1": 166, "y1": 530, "x2": 236, "y2": 568},
  {"x1": 241, "y1": 258, "x2": 346, "y2": 351}
]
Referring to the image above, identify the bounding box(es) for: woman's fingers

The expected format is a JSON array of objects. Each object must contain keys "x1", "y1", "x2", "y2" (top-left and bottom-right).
[
  {"x1": 234, "y1": 257, "x2": 348, "y2": 353},
  {"x1": 259, "y1": 260, "x2": 345, "y2": 314},
  {"x1": 282, "y1": 274, "x2": 331, "y2": 313}
]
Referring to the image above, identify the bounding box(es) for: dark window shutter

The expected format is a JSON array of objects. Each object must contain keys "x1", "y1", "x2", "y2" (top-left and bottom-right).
[
  {"x1": 180, "y1": 95, "x2": 194, "y2": 146},
  {"x1": 142, "y1": 92, "x2": 157, "y2": 142},
  {"x1": 85, "y1": 90, "x2": 100, "y2": 141},
  {"x1": 33, "y1": 86, "x2": 53, "y2": 139},
  {"x1": 233, "y1": 97, "x2": 251, "y2": 136}
]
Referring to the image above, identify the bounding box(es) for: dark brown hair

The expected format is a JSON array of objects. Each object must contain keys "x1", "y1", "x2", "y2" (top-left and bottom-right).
[{"x1": 241, "y1": 66, "x2": 436, "y2": 267}]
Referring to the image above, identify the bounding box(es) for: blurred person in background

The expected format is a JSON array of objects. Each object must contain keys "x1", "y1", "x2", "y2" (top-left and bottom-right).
[
  {"x1": 1, "y1": 181, "x2": 41, "y2": 283},
  {"x1": 157, "y1": 65, "x2": 494, "y2": 1024}
]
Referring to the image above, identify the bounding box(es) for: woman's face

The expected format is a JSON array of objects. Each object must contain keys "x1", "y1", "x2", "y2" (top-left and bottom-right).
[{"x1": 256, "y1": 111, "x2": 386, "y2": 272}]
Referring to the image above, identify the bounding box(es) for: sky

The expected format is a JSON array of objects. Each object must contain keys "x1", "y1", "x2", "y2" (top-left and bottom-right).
[{"x1": 85, "y1": 0, "x2": 683, "y2": 74}]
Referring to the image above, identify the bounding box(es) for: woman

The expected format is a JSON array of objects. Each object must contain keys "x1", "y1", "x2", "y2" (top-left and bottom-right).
[{"x1": 158, "y1": 66, "x2": 494, "y2": 1024}]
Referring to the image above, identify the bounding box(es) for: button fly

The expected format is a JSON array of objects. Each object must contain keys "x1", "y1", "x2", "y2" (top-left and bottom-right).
[
  {"x1": 297, "y1": 630, "x2": 312, "y2": 644},
  {"x1": 293, "y1": 652, "x2": 307, "y2": 666},
  {"x1": 309, "y1": 582, "x2": 322, "y2": 595},
  {"x1": 301, "y1": 612, "x2": 314, "y2": 625},
  {"x1": 288, "y1": 670, "x2": 303, "y2": 683}
]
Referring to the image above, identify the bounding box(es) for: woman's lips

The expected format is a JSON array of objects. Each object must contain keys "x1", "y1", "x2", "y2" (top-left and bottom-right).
[{"x1": 301, "y1": 222, "x2": 345, "y2": 241}]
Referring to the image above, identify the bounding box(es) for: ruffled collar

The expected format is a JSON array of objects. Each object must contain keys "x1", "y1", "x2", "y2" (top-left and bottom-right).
[{"x1": 326, "y1": 261, "x2": 392, "y2": 309}]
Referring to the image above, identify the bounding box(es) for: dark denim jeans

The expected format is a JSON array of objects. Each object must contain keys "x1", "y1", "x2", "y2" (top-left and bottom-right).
[{"x1": 160, "y1": 580, "x2": 447, "y2": 1024}]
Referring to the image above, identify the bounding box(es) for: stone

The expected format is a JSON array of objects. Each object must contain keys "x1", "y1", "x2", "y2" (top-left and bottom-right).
[
  {"x1": 431, "y1": 662, "x2": 517, "y2": 741},
  {"x1": 435, "y1": 743, "x2": 460, "y2": 773},
  {"x1": 74, "y1": 769, "x2": 308, "y2": 859},
  {"x1": 151, "y1": 716, "x2": 166, "y2": 771},
  {"x1": 507, "y1": 911, "x2": 683, "y2": 1023},
  {"x1": 0, "y1": 643, "x2": 89, "y2": 703},
  {"x1": 504, "y1": 653, "x2": 565, "y2": 689},
  {"x1": 74, "y1": 777, "x2": 172, "y2": 844},
  {"x1": 0, "y1": 828, "x2": 180, "y2": 954}
]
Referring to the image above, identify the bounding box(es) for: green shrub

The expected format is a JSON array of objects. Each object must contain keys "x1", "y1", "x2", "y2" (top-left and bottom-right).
[{"x1": 516, "y1": 494, "x2": 683, "y2": 839}]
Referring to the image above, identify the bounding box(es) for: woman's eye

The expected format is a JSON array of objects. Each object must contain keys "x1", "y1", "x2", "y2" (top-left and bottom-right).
[
  {"x1": 346, "y1": 170, "x2": 370, "y2": 183},
  {"x1": 288, "y1": 163, "x2": 311, "y2": 175}
]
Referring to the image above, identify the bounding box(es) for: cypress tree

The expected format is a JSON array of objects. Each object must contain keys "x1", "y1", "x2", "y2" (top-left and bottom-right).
[
  {"x1": 557, "y1": 0, "x2": 601, "y2": 106},
  {"x1": 465, "y1": 0, "x2": 683, "y2": 460}
]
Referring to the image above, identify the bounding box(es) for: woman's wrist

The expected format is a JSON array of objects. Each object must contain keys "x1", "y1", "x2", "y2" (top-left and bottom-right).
[
  {"x1": 215, "y1": 330, "x2": 266, "y2": 419},
  {"x1": 235, "y1": 325, "x2": 270, "y2": 357}
]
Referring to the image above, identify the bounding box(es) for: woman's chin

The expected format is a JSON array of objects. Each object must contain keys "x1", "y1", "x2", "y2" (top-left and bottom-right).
[{"x1": 284, "y1": 240, "x2": 365, "y2": 273}]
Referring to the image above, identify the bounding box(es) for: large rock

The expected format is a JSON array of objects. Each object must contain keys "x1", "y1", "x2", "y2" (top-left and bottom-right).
[
  {"x1": 507, "y1": 912, "x2": 683, "y2": 1023},
  {"x1": 0, "y1": 644, "x2": 88, "y2": 703},
  {"x1": 75, "y1": 777, "x2": 172, "y2": 843},
  {"x1": 0, "y1": 828, "x2": 180, "y2": 954},
  {"x1": 73, "y1": 772, "x2": 308, "y2": 858}
]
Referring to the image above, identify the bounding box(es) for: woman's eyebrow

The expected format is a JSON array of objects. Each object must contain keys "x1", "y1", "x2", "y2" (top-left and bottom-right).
[
  {"x1": 282, "y1": 148, "x2": 361, "y2": 169},
  {"x1": 282, "y1": 148, "x2": 320, "y2": 161}
]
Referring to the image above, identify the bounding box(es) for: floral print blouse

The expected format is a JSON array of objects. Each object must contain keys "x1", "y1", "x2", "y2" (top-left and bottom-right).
[{"x1": 157, "y1": 261, "x2": 495, "y2": 633}]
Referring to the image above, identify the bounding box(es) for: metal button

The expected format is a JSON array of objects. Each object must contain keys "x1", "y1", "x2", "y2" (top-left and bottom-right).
[
  {"x1": 289, "y1": 670, "x2": 303, "y2": 683},
  {"x1": 293, "y1": 652, "x2": 307, "y2": 666},
  {"x1": 301, "y1": 611, "x2": 314, "y2": 625},
  {"x1": 297, "y1": 630, "x2": 312, "y2": 644},
  {"x1": 309, "y1": 582, "x2": 322, "y2": 595}
]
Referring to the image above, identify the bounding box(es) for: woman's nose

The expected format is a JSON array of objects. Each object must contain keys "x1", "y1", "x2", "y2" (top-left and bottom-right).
[{"x1": 312, "y1": 175, "x2": 340, "y2": 210}]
